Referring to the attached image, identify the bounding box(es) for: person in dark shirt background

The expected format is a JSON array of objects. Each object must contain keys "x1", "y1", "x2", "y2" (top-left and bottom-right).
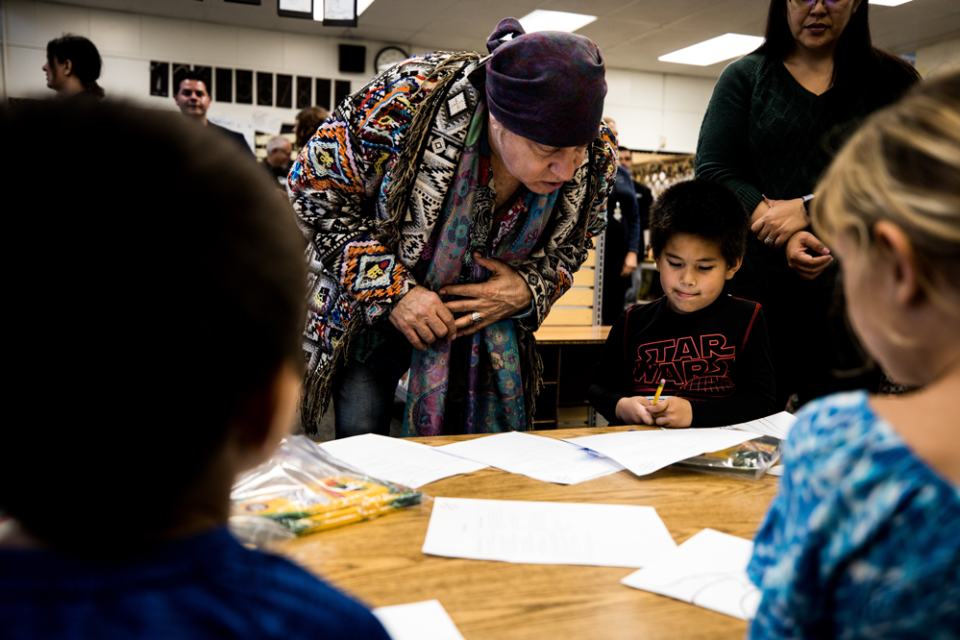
[
  {"x1": 174, "y1": 70, "x2": 253, "y2": 155},
  {"x1": 263, "y1": 135, "x2": 293, "y2": 191},
  {"x1": 695, "y1": 0, "x2": 919, "y2": 410},
  {"x1": 599, "y1": 117, "x2": 641, "y2": 325},
  {"x1": 589, "y1": 179, "x2": 776, "y2": 428},
  {"x1": 43, "y1": 34, "x2": 104, "y2": 100}
]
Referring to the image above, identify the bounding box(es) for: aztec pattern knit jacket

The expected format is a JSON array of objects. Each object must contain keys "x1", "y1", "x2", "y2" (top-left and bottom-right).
[{"x1": 288, "y1": 51, "x2": 618, "y2": 430}]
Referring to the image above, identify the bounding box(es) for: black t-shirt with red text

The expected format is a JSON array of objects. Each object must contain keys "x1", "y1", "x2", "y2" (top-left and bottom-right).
[{"x1": 588, "y1": 295, "x2": 777, "y2": 427}]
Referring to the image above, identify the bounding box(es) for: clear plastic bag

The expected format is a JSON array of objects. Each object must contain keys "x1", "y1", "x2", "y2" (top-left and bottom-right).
[
  {"x1": 230, "y1": 435, "x2": 424, "y2": 541},
  {"x1": 671, "y1": 435, "x2": 782, "y2": 480}
]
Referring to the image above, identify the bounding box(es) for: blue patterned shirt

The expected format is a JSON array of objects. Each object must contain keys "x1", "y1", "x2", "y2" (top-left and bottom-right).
[{"x1": 748, "y1": 391, "x2": 960, "y2": 639}]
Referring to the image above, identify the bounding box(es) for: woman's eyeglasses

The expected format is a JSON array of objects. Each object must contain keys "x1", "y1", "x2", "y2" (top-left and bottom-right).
[{"x1": 792, "y1": 0, "x2": 850, "y2": 8}]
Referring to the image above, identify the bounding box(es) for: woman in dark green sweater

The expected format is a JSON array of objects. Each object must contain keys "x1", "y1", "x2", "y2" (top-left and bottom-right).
[{"x1": 695, "y1": 0, "x2": 918, "y2": 409}]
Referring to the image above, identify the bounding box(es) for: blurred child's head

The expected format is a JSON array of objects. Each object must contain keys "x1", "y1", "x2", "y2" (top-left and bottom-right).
[
  {"x1": 0, "y1": 101, "x2": 307, "y2": 554},
  {"x1": 650, "y1": 180, "x2": 749, "y2": 314},
  {"x1": 814, "y1": 70, "x2": 960, "y2": 386}
]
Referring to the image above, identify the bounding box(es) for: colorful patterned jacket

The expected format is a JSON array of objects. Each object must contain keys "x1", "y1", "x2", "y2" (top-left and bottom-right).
[{"x1": 289, "y1": 51, "x2": 618, "y2": 427}]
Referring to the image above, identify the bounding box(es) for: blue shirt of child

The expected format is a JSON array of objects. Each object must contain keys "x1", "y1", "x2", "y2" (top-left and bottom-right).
[
  {"x1": 0, "y1": 527, "x2": 391, "y2": 640},
  {"x1": 748, "y1": 391, "x2": 960, "y2": 639}
]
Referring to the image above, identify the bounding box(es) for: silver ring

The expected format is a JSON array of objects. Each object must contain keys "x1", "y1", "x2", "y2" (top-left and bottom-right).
[
  {"x1": 470, "y1": 311, "x2": 482, "y2": 325},
  {"x1": 764, "y1": 236, "x2": 774, "y2": 246}
]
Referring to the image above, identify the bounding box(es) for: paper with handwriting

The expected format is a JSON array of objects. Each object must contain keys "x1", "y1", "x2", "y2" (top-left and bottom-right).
[
  {"x1": 622, "y1": 528, "x2": 761, "y2": 620},
  {"x1": 422, "y1": 497, "x2": 675, "y2": 568}
]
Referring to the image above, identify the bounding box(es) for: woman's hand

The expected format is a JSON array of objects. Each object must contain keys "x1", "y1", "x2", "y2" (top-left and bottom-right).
[
  {"x1": 646, "y1": 397, "x2": 693, "y2": 428},
  {"x1": 785, "y1": 231, "x2": 833, "y2": 280},
  {"x1": 389, "y1": 285, "x2": 459, "y2": 350},
  {"x1": 440, "y1": 253, "x2": 533, "y2": 338},
  {"x1": 621, "y1": 251, "x2": 638, "y2": 277},
  {"x1": 615, "y1": 396, "x2": 654, "y2": 425},
  {"x1": 751, "y1": 197, "x2": 809, "y2": 249}
]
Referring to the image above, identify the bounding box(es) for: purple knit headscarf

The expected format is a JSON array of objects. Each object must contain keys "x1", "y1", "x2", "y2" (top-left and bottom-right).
[{"x1": 485, "y1": 17, "x2": 606, "y2": 148}]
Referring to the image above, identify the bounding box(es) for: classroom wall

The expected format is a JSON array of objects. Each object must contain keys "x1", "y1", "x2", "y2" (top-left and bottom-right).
[
  {"x1": 1, "y1": 0, "x2": 715, "y2": 152},
  {"x1": 916, "y1": 37, "x2": 960, "y2": 79},
  {"x1": 0, "y1": 0, "x2": 402, "y2": 146},
  {"x1": 603, "y1": 68, "x2": 715, "y2": 154}
]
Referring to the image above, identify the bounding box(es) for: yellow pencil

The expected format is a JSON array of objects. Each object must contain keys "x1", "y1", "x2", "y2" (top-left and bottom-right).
[{"x1": 652, "y1": 378, "x2": 666, "y2": 405}]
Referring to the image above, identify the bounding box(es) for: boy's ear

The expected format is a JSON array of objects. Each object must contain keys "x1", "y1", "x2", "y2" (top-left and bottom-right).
[
  {"x1": 725, "y1": 256, "x2": 743, "y2": 280},
  {"x1": 230, "y1": 365, "x2": 300, "y2": 472}
]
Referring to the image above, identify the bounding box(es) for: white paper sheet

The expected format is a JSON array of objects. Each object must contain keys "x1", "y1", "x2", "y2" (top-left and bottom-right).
[
  {"x1": 563, "y1": 428, "x2": 760, "y2": 477},
  {"x1": 317, "y1": 434, "x2": 488, "y2": 488},
  {"x1": 723, "y1": 411, "x2": 798, "y2": 440},
  {"x1": 422, "y1": 497, "x2": 676, "y2": 568},
  {"x1": 372, "y1": 600, "x2": 466, "y2": 640},
  {"x1": 621, "y1": 528, "x2": 761, "y2": 620},
  {"x1": 436, "y1": 431, "x2": 624, "y2": 485},
  {"x1": 766, "y1": 465, "x2": 785, "y2": 477}
]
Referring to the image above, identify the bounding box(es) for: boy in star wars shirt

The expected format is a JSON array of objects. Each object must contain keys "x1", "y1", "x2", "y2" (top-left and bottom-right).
[{"x1": 589, "y1": 180, "x2": 777, "y2": 428}]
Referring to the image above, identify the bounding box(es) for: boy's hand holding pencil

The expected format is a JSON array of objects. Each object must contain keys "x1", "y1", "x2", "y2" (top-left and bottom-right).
[
  {"x1": 647, "y1": 397, "x2": 693, "y2": 428},
  {"x1": 615, "y1": 396, "x2": 655, "y2": 426}
]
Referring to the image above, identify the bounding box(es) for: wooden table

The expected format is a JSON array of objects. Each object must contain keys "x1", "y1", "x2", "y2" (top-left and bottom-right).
[{"x1": 282, "y1": 427, "x2": 779, "y2": 639}]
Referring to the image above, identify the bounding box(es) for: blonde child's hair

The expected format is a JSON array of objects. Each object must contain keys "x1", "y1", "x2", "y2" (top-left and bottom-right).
[{"x1": 813, "y1": 70, "x2": 960, "y2": 318}]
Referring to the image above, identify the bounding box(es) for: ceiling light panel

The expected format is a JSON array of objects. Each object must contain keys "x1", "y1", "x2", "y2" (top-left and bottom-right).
[
  {"x1": 868, "y1": 0, "x2": 913, "y2": 6},
  {"x1": 518, "y1": 10, "x2": 597, "y2": 33},
  {"x1": 659, "y1": 34, "x2": 765, "y2": 67}
]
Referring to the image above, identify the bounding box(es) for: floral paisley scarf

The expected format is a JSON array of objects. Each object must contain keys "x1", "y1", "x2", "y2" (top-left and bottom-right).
[{"x1": 402, "y1": 104, "x2": 557, "y2": 437}]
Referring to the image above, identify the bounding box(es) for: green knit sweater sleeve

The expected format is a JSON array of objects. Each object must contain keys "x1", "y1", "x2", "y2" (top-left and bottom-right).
[{"x1": 695, "y1": 55, "x2": 764, "y2": 214}]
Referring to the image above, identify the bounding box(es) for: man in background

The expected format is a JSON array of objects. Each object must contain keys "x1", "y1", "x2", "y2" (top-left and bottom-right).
[
  {"x1": 263, "y1": 135, "x2": 293, "y2": 191},
  {"x1": 174, "y1": 70, "x2": 252, "y2": 155},
  {"x1": 42, "y1": 35, "x2": 104, "y2": 100},
  {"x1": 599, "y1": 117, "x2": 641, "y2": 325}
]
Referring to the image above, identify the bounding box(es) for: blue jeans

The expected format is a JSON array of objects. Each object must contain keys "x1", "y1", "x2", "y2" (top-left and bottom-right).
[{"x1": 332, "y1": 330, "x2": 411, "y2": 439}]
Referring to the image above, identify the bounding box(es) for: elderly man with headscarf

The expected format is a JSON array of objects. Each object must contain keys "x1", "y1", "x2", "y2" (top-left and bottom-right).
[{"x1": 289, "y1": 18, "x2": 617, "y2": 438}]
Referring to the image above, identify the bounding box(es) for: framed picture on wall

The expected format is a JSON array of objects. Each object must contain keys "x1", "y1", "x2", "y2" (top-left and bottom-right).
[
  {"x1": 193, "y1": 66, "x2": 212, "y2": 95},
  {"x1": 256, "y1": 72, "x2": 273, "y2": 106},
  {"x1": 296, "y1": 76, "x2": 312, "y2": 109},
  {"x1": 334, "y1": 80, "x2": 351, "y2": 109},
  {"x1": 215, "y1": 68, "x2": 233, "y2": 102},
  {"x1": 172, "y1": 63, "x2": 191, "y2": 95},
  {"x1": 276, "y1": 74, "x2": 293, "y2": 109},
  {"x1": 315, "y1": 78, "x2": 331, "y2": 110},
  {"x1": 236, "y1": 70, "x2": 253, "y2": 104},
  {"x1": 150, "y1": 61, "x2": 169, "y2": 97}
]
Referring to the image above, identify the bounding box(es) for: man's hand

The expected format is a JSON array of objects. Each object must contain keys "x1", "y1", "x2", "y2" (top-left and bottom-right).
[
  {"x1": 389, "y1": 285, "x2": 458, "y2": 350},
  {"x1": 615, "y1": 396, "x2": 654, "y2": 425},
  {"x1": 751, "y1": 197, "x2": 809, "y2": 249},
  {"x1": 621, "y1": 251, "x2": 638, "y2": 277},
  {"x1": 785, "y1": 231, "x2": 832, "y2": 280},
  {"x1": 440, "y1": 253, "x2": 533, "y2": 338},
  {"x1": 646, "y1": 397, "x2": 693, "y2": 428}
]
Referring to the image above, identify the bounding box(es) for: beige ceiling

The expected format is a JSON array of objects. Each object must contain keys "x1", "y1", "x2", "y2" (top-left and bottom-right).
[{"x1": 39, "y1": 0, "x2": 960, "y2": 77}]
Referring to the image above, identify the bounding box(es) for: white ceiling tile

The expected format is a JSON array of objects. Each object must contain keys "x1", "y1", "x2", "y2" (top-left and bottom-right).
[
  {"x1": 541, "y1": 0, "x2": 640, "y2": 18},
  {"x1": 576, "y1": 18, "x2": 660, "y2": 51}
]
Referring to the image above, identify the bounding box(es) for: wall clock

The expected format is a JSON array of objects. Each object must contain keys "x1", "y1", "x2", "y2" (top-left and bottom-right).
[{"x1": 374, "y1": 46, "x2": 409, "y2": 73}]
